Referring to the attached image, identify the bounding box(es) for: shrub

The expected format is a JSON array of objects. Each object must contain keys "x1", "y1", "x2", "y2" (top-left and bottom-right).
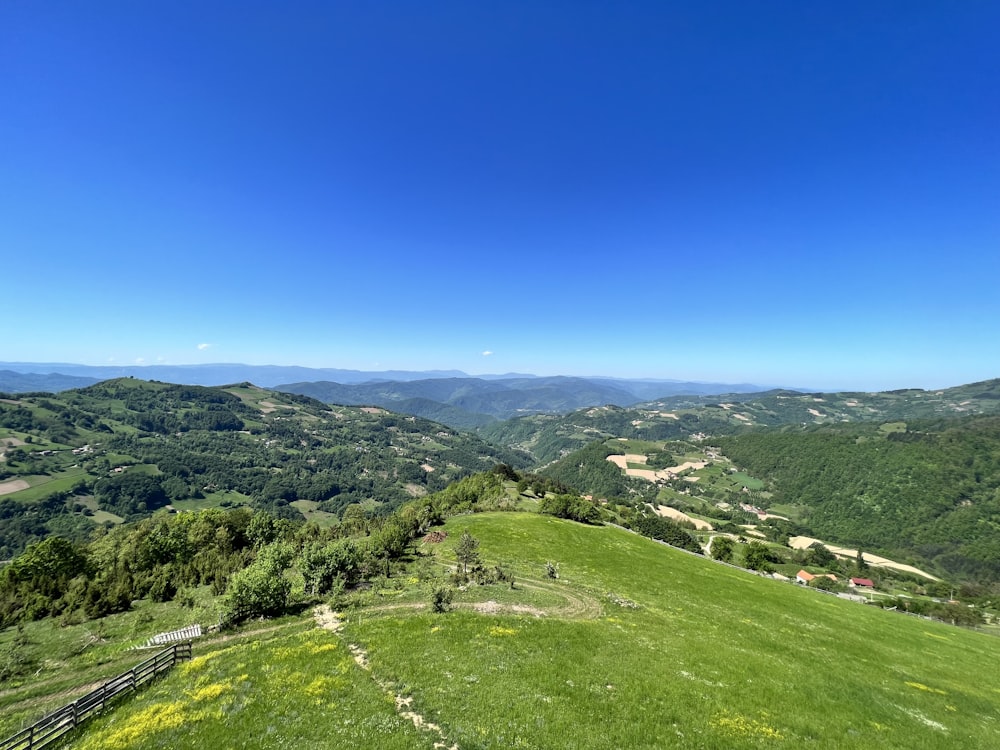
[{"x1": 431, "y1": 586, "x2": 454, "y2": 613}]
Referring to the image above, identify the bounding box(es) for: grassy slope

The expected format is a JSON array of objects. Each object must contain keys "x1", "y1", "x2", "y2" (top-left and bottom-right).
[{"x1": 60, "y1": 513, "x2": 1000, "y2": 749}]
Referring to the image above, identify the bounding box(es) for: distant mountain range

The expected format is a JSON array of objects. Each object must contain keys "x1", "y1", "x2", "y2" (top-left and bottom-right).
[
  {"x1": 0, "y1": 362, "x2": 469, "y2": 388},
  {"x1": 0, "y1": 363, "x2": 787, "y2": 428}
]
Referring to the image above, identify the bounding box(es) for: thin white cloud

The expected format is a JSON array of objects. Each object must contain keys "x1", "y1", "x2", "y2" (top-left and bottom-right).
[
  {"x1": 197, "y1": 343, "x2": 211, "y2": 351},
  {"x1": 135, "y1": 357, "x2": 145, "y2": 364},
  {"x1": 482, "y1": 350, "x2": 493, "y2": 357}
]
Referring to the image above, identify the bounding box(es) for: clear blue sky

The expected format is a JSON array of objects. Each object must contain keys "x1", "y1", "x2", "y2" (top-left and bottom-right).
[{"x1": 3, "y1": 1, "x2": 998, "y2": 391}]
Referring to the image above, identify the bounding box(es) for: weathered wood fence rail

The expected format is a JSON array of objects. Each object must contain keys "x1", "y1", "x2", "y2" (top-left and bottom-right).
[{"x1": 0, "y1": 641, "x2": 192, "y2": 750}]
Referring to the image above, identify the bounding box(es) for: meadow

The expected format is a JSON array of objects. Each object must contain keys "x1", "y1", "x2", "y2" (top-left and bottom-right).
[{"x1": 44, "y1": 512, "x2": 1000, "y2": 749}]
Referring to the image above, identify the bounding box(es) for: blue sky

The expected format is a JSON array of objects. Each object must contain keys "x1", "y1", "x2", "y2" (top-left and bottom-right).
[{"x1": 2, "y1": 2, "x2": 998, "y2": 391}]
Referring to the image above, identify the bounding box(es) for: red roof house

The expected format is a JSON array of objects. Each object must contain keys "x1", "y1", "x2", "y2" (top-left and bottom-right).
[
  {"x1": 796, "y1": 570, "x2": 815, "y2": 584},
  {"x1": 850, "y1": 577, "x2": 875, "y2": 588}
]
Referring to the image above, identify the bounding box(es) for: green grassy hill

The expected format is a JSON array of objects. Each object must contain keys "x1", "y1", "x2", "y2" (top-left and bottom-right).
[{"x1": 54, "y1": 512, "x2": 1000, "y2": 749}]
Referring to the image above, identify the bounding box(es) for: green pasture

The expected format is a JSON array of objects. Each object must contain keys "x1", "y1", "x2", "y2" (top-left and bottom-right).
[
  {"x1": 766, "y1": 503, "x2": 808, "y2": 523},
  {"x1": 0, "y1": 587, "x2": 225, "y2": 737},
  {"x1": 75, "y1": 496, "x2": 125, "y2": 525},
  {"x1": 103, "y1": 452, "x2": 139, "y2": 466},
  {"x1": 727, "y1": 471, "x2": 765, "y2": 491},
  {"x1": 613, "y1": 439, "x2": 662, "y2": 454},
  {"x1": 0, "y1": 468, "x2": 88, "y2": 503},
  {"x1": 170, "y1": 490, "x2": 252, "y2": 512},
  {"x1": 12, "y1": 513, "x2": 1000, "y2": 749},
  {"x1": 68, "y1": 624, "x2": 435, "y2": 750},
  {"x1": 290, "y1": 499, "x2": 339, "y2": 526},
  {"x1": 347, "y1": 514, "x2": 1000, "y2": 749}
]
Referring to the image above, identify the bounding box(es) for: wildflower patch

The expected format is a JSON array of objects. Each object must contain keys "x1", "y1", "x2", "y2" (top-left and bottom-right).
[{"x1": 711, "y1": 710, "x2": 784, "y2": 741}]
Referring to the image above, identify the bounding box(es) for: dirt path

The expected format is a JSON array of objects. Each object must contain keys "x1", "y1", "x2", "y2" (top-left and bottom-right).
[
  {"x1": 513, "y1": 577, "x2": 603, "y2": 619},
  {"x1": 313, "y1": 605, "x2": 458, "y2": 749}
]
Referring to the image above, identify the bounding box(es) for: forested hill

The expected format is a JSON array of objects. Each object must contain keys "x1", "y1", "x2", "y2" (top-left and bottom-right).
[
  {"x1": 0, "y1": 379, "x2": 529, "y2": 558},
  {"x1": 482, "y1": 379, "x2": 1000, "y2": 465},
  {"x1": 717, "y1": 416, "x2": 1000, "y2": 581}
]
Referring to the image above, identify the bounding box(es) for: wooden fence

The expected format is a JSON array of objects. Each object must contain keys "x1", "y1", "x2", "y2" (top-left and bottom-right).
[{"x1": 0, "y1": 641, "x2": 192, "y2": 750}]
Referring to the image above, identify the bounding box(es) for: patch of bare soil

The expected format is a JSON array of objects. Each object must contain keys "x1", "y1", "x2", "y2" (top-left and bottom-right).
[
  {"x1": 0, "y1": 479, "x2": 30, "y2": 496},
  {"x1": 469, "y1": 600, "x2": 545, "y2": 617},
  {"x1": 652, "y1": 504, "x2": 713, "y2": 530}
]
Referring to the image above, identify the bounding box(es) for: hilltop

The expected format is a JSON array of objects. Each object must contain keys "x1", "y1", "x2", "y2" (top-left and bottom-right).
[{"x1": 4, "y1": 507, "x2": 998, "y2": 749}]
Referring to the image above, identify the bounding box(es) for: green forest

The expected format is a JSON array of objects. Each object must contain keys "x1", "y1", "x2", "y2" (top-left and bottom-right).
[{"x1": 717, "y1": 416, "x2": 1000, "y2": 581}]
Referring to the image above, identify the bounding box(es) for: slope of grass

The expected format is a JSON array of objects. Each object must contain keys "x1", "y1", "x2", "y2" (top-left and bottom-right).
[
  {"x1": 44, "y1": 513, "x2": 1000, "y2": 749},
  {"x1": 348, "y1": 514, "x2": 1000, "y2": 749},
  {"x1": 68, "y1": 624, "x2": 434, "y2": 750}
]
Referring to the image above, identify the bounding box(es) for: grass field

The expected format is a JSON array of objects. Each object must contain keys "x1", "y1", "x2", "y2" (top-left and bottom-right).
[
  {"x1": 37, "y1": 512, "x2": 1000, "y2": 749},
  {"x1": 68, "y1": 623, "x2": 436, "y2": 750},
  {"x1": 0, "y1": 468, "x2": 88, "y2": 502},
  {"x1": 290, "y1": 499, "x2": 340, "y2": 526},
  {"x1": 170, "y1": 490, "x2": 253, "y2": 512}
]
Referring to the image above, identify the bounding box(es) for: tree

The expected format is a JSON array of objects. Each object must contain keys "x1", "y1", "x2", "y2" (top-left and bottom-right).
[
  {"x1": 855, "y1": 548, "x2": 869, "y2": 572},
  {"x1": 743, "y1": 541, "x2": 774, "y2": 573},
  {"x1": 455, "y1": 530, "x2": 480, "y2": 575},
  {"x1": 812, "y1": 575, "x2": 842, "y2": 592},
  {"x1": 300, "y1": 539, "x2": 361, "y2": 595},
  {"x1": 807, "y1": 543, "x2": 836, "y2": 568},
  {"x1": 711, "y1": 536, "x2": 735, "y2": 564},
  {"x1": 539, "y1": 494, "x2": 600, "y2": 524},
  {"x1": 222, "y1": 541, "x2": 294, "y2": 624}
]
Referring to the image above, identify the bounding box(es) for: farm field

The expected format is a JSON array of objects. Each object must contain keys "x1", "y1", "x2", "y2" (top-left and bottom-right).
[{"x1": 51, "y1": 513, "x2": 1000, "y2": 749}]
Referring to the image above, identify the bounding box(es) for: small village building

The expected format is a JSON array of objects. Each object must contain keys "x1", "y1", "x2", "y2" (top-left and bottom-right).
[
  {"x1": 850, "y1": 577, "x2": 875, "y2": 588},
  {"x1": 796, "y1": 570, "x2": 815, "y2": 585}
]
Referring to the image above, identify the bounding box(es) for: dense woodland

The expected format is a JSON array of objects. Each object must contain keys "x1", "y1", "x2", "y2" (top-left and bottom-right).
[{"x1": 717, "y1": 416, "x2": 1000, "y2": 581}]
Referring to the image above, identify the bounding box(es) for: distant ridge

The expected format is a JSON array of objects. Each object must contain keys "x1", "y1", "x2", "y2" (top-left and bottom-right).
[
  {"x1": 0, "y1": 362, "x2": 468, "y2": 389},
  {"x1": 0, "y1": 362, "x2": 790, "y2": 397},
  {"x1": 0, "y1": 369, "x2": 101, "y2": 393},
  {"x1": 273, "y1": 375, "x2": 789, "y2": 427}
]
